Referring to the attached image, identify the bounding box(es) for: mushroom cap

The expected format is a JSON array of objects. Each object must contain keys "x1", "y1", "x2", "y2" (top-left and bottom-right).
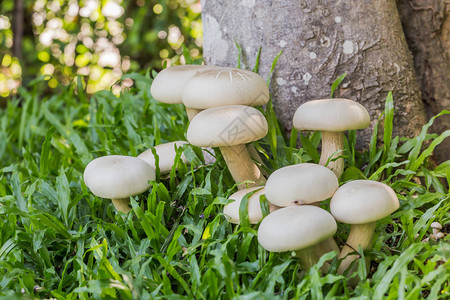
[
  {"x1": 330, "y1": 180, "x2": 399, "y2": 224},
  {"x1": 224, "y1": 187, "x2": 279, "y2": 224},
  {"x1": 182, "y1": 67, "x2": 269, "y2": 109},
  {"x1": 265, "y1": 163, "x2": 339, "y2": 207},
  {"x1": 187, "y1": 105, "x2": 268, "y2": 147},
  {"x1": 293, "y1": 98, "x2": 370, "y2": 132},
  {"x1": 257, "y1": 205, "x2": 337, "y2": 252},
  {"x1": 150, "y1": 65, "x2": 218, "y2": 104},
  {"x1": 138, "y1": 141, "x2": 189, "y2": 174},
  {"x1": 430, "y1": 222, "x2": 442, "y2": 230},
  {"x1": 83, "y1": 155, "x2": 155, "y2": 199}
]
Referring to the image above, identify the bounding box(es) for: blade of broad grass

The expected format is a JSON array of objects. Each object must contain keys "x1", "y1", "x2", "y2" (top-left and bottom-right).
[
  {"x1": 234, "y1": 39, "x2": 243, "y2": 69},
  {"x1": 406, "y1": 110, "x2": 450, "y2": 170},
  {"x1": 409, "y1": 129, "x2": 450, "y2": 173},
  {"x1": 330, "y1": 73, "x2": 347, "y2": 98},
  {"x1": 299, "y1": 133, "x2": 320, "y2": 163},
  {"x1": 252, "y1": 47, "x2": 262, "y2": 73},
  {"x1": 40, "y1": 127, "x2": 56, "y2": 178},
  {"x1": 381, "y1": 92, "x2": 394, "y2": 165},
  {"x1": 266, "y1": 51, "x2": 283, "y2": 86}
]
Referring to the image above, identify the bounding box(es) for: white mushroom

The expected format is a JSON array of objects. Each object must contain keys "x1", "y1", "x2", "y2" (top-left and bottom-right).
[
  {"x1": 265, "y1": 163, "x2": 339, "y2": 207},
  {"x1": 187, "y1": 105, "x2": 268, "y2": 189},
  {"x1": 431, "y1": 221, "x2": 443, "y2": 236},
  {"x1": 258, "y1": 205, "x2": 337, "y2": 270},
  {"x1": 182, "y1": 67, "x2": 269, "y2": 109},
  {"x1": 138, "y1": 141, "x2": 189, "y2": 174},
  {"x1": 223, "y1": 187, "x2": 280, "y2": 224},
  {"x1": 150, "y1": 65, "x2": 218, "y2": 120},
  {"x1": 83, "y1": 155, "x2": 155, "y2": 213},
  {"x1": 293, "y1": 99, "x2": 370, "y2": 178},
  {"x1": 330, "y1": 180, "x2": 399, "y2": 273}
]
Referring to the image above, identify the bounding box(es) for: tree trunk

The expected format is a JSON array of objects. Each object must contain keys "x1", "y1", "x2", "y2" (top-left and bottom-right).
[
  {"x1": 12, "y1": 0, "x2": 24, "y2": 61},
  {"x1": 397, "y1": 0, "x2": 450, "y2": 163},
  {"x1": 201, "y1": 0, "x2": 427, "y2": 150}
]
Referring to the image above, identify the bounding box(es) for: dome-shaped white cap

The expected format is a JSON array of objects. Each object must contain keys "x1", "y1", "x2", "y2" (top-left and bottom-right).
[
  {"x1": 257, "y1": 205, "x2": 337, "y2": 252},
  {"x1": 293, "y1": 98, "x2": 370, "y2": 132},
  {"x1": 138, "y1": 141, "x2": 189, "y2": 174},
  {"x1": 265, "y1": 163, "x2": 339, "y2": 207},
  {"x1": 150, "y1": 65, "x2": 218, "y2": 104},
  {"x1": 223, "y1": 187, "x2": 279, "y2": 224},
  {"x1": 330, "y1": 180, "x2": 399, "y2": 224},
  {"x1": 83, "y1": 155, "x2": 155, "y2": 199},
  {"x1": 187, "y1": 105, "x2": 268, "y2": 147},
  {"x1": 182, "y1": 67, "x2": 269, "y2": 109}
]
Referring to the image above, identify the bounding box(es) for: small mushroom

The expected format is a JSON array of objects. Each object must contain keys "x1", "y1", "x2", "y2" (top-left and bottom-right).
[
  {"x1": 83, "y1": 155, "x2": 155, "y2": 213},
  {"x1": 138, "y1": 141, "x2": 189, "y2": 174},
  {"x1": 293, "y1": 99, "x2": 370, "y2": 178},
  {"x1": 435, "y1": 232, "x2": 445, "y2": 239},
  {"x1": 431, "y1": 221, "x2": 443, "y2": 236},
  {"x1": 257, "y1": 205, "x2": 337, "y2": 270},
  {"x1": 223, "y1": 187, "x2": 279, "y2": 224},
  {"x1": 330, "y1": 180, "x2": 399, "y2": 273},
  {"x1": 150, "y1": 64, "x2": 218, "y2": 120},
  {"x1": 265, "y1": 163, "x2": 339, "y2": 207},
  {"x1": 187, "y1": 105, "x2": 268, "y2": 189}
]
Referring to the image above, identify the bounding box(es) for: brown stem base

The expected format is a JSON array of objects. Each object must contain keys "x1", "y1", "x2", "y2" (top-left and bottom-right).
[
  {"x1": 186, "y1": 107, "x2": 201, "y2": 122},
  {"x1": 220, "y1": 144, "x2": 266, "y2": 190},
  {"x1": 111, "y1": 198, "x2": 131, "y2": 213}
]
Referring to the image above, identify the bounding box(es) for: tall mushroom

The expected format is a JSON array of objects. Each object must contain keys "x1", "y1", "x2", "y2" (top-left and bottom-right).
[
  {"x1": 187, "y1": 105, "x2": 268, "y2": 189},
  {"x1": 83, "y1": 155, "x2": 155, "y2": 213},
  {"x1": 223, "y1": 187, "x2": 279, "y2": 224},
  {"x1": 330, "y1": 180, "x2": 399, "y2": 273},
  {"x1": 293, "y1": 99, "x2": 370, "y2": 179},
  {"x1": 150, "y1": 65, "x2": 218, "y2": 120},
  {"x1": 183, "y1": 67, "x2": 270, "y2": 171},
  {"x1": 258, "y1": 205, "x2": 337, "y2": 270}
]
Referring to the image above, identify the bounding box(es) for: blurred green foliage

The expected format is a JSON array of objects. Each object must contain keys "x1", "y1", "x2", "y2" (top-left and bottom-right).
[{"x1": 0, "y1": 0, "x2": 202, "y2": 96}]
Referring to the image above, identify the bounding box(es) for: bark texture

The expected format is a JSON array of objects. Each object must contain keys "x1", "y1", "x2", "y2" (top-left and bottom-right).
[
  {"x1": 201, "y1": 0, "x2": 427, "y2": 149},
  {"x1": 397, "y1": 0, "x2": 450, "y2": 163}
]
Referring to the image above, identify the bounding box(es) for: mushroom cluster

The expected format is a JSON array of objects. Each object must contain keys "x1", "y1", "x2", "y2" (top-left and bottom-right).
[
  {"x1": 83, "y1": 63, "x2": 401, "y2": 278},
  {"x1": 183, "y1": 67, "x2": 270, "y2": 189},
  {"x1": 224, "y1": 97, "x2": 400, "y2": 276},
  {"x1": 83, "y1": 64, "x2": 270, "y2": 212}
]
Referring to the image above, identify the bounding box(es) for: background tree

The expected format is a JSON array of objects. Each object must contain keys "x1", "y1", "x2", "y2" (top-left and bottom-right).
[
  {"x1": 0, "y1": 0, "x2": 202, "y2": 96},
  {"x1": 201, "y1": 0, "x2": 449, "y2": 162}
]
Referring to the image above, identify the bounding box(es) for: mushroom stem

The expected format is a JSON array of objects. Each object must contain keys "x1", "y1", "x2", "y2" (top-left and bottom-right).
[
  {"x1": 315, "y1": 237, "x2": 339, "y2": 254},
  {"x1": 319, "y1": 131, "x2": 345, "y2": 179},
  {"x1": 313, "y1": 237, "x2": 339, "y2": 272},
  {"x1": 295, "y1": 245, "x2": 319, "y2": 270},
  {"x1": 247, "y1": 144, "x2": 269, "y2": 178},
  {"x1": 220, "y1": 144, "x2": 266, "y2": 190},
  {"x1": 111, "y1": 198, "x2": 131, "y2": 214},
  {"x1": 337, "y1": 222, "x2": 376, "y2": 274},
  {"x1": 185, "y1": 107, "x2": 201, "y2": 121}
]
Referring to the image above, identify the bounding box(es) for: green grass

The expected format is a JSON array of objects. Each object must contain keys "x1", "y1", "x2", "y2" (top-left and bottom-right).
[{"x1": 0, "y1": 68, "x2": 449, "y2": 299}]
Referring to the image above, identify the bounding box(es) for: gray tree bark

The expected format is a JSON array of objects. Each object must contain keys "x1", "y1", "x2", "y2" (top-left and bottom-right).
[
  {"x1": 397, "y1": 0, "x2": 450, "y2": 163},
  {"x1": 201, "y1": 0, "x2": 427, "y2": 150}
]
